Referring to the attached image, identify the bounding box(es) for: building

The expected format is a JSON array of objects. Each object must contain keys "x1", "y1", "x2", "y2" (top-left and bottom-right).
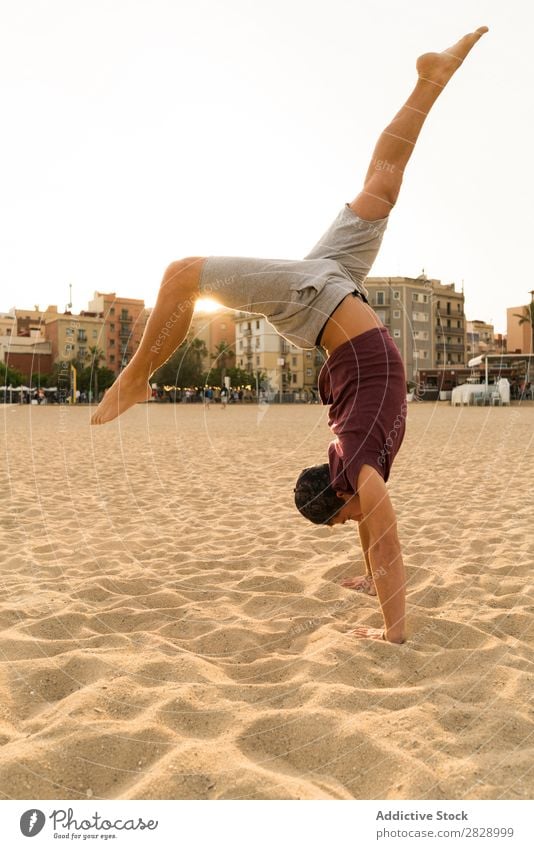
[
  {"x1": 15, "y1": 305, "x2": 63, "y2": 337},
  {"x1": 362, "y1": 276, "x2": 467, "y2": 381},
  {"x1": 189, "y1": 307, "x2": 236, "y2": 375},
  {"x1": 45, "y1": 312, "x2": 106, "y2": 368},
  {"x1": 0, "y1": 312, "x2": 16, "y2": 337},
  {"x1": 0, "y1": 332, "x2": 52, "y2": 381},
  {"x1": 364, "y1": 275, "x2": 433, "y2": 382},
  {"x1": 507, "y1": 305, "x2": 533, "y2": 354},
  {"x1": 466, "y1": 320, "x2": 506, "y2": 358},
  {"x1": 87, "y1": 292, "x2": 148, "y2": 374},
  {"x1": 234, "y1": 313, "x2": 310, "y2": 395}
]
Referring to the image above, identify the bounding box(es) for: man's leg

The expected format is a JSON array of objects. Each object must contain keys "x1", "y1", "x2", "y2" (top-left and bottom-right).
[
  {"x1": 350, "y1": 26, "x2": 488, "y2": 221},
  {"x1": 91, "y1": 256, "x2": 205, "y2": 424}
]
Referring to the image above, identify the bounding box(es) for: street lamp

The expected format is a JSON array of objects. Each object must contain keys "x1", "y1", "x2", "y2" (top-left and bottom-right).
[{"x1": 276, "y1": 357, "x2": 284, "y2": 404}]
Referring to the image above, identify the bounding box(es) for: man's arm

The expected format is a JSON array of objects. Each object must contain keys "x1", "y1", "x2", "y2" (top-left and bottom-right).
[{"x1": 352, "y1": 465, "x2": 406, "y2": 643}]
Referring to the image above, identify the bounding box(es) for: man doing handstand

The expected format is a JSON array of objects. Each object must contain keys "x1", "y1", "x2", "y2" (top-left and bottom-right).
[{"x1": 91, "y1": 27, "x2": 488, "y2": 644}]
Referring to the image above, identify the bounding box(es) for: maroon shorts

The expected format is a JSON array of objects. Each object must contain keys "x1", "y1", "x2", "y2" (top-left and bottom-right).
[{"x1": 318, "y1": 326, "x2": 407, "y2": 493}]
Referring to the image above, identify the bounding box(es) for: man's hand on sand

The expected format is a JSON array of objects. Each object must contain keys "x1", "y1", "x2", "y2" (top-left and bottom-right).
[{"x1": 340, "y1": 574, "x2": 377, "y2": 596}]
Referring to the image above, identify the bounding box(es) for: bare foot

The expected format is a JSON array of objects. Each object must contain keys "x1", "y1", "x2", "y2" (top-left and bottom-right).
[
  {"x1": 416, "y1": 26, "x2": 488, "y2": 88},
  {"x1": 90, "y1": 376, "x2": 152, "y2": 425},
  {"x1": 340, "y1": 575, "x2": 377, "y2": 596}
]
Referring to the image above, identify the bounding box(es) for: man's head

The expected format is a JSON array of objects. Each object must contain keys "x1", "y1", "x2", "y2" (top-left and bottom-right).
[{"x1": 293, "y1": 463, "x2": 363, "y2": 526}]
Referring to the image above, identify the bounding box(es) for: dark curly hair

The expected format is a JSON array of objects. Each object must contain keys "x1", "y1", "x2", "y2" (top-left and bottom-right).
[{"x1": 293, "y1": 463, "x2": 345, "y2": 525}]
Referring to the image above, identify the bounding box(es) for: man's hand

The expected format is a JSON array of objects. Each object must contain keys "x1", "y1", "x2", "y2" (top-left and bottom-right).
[
  {"x1": 340, "y1": 574, "x2": 377, "y2": 596},
  {"x1": 351, "y1": 626, "x2": 385, "y2": 641}
]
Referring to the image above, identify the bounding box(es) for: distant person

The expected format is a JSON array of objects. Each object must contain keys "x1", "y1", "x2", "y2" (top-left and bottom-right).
[
  {"x1": 91, "y1": 27, "x2": 489, "y2": 643},
  {"x1": 220, "y1": 386, "x2": 229, "y2": 409}
]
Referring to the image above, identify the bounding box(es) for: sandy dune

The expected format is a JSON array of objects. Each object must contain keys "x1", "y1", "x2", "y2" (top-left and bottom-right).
[{"x1": 0, "y1": 401, "x2": 533, "y2": 800}]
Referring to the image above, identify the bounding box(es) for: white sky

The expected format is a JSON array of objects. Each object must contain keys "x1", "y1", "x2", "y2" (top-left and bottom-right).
[{"x1": 1, "y1": 0, "x2": 532, "y2": 333}]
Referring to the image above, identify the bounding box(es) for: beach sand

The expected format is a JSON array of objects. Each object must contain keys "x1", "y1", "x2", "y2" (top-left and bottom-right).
[{"x1": 1, "y1": 401, "x2": 533, "y2": 800}]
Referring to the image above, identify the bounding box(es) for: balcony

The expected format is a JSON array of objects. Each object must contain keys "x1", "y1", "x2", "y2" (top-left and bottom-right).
[
  {"x1": 436, "y1": 343, "x2": 464, "y2": 353},
  {"x1": 119, "y1": 314, "x2": 132, "y2": 323}
]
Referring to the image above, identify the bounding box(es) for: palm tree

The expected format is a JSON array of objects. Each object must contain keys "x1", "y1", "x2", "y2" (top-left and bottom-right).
[
  {"x1": 87, "y1": 346, "x2": 105, "y2": 401},
  {"x1": 189, "y1": 338, "x2": 208, "y2": 376},
  {"x1": 513, "y1": 293, "x2": 534, "y2": 384},
  {"x1": 211, "y1": 340, "x2": 235, "y2": 385},
  {"x1": 513, "y1": 301, "x2": 534, "y2": 353}
]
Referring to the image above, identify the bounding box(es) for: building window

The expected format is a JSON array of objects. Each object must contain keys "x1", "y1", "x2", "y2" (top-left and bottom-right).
[
  {"x1": 393, "y1": 290, "x2": 400, "y2": 299},
  {"x1": 110, "y1": 308, "x2": 115, "y2": 316},
  {"x1": 292, "y1": 356, "x2": 297, "y2": 366},
  {"x1": 446, "y1": 302, "x2": 451, "y2": 314},
  {"x1": 393, "y1": 329, "x2": 401, "y2": 338},
  {"x1": 457, "y1": 338, "x2": 462, "y2": 345},
  {"x1": 457, "y1": 354, "x2": 462, "y2": 362},
  {"x1": 66, "y1": 328, "x2": 73, "y2": 336},
  {"x1": 255, "y1": 338, "x2": 260, "y2": 349},
  {"x1": 306, "y1": 351, "x2": 312, "y2": 359},
  {"x1": 255, "y1": 320, "x2": 260, "y2": 329},
  {"x1": 457, "y1": 321, "x2": 461, "y2": 328},
  {"x1": 306, "y1": 368, "x2": 312, "y2": 377},
  {"x1": 376, "y1": 309, "x2": 386, "y2": 323},
  {"x1": 457, "y1": 304, "x2": 462, "y2": 313},
  {"x1": 110, "y1": 323, "x2": 115, "y2": 331},
  {"x1": 393, "y1": 310, "x2": 401, "y2": 319},
  {"x1": 376, "y1": 291, "x2": 385, "y2": 305},
  {"x1": 423, "y1": 294, "x2": 428, "y2": 303},
  {"x1": 110, "y1": 339, "x2": 115, "y2": 346},
  {"x1": 412, "y1": 293, "x2": 419, "y2": 302},
  {"x1": 109, "y1": 355, "x2": 115, "y2": 363},
  {"x1": 239, "y1": 340, "x2": 243, "y2": 350},
  {"x1": 292, "y1": 373, "x2": 297, "y2": 384},
  {"x1": 256, "y1": 356, "x2": 260, "y2": 366},
  {"x1": 421, "y1": 350, "x2": 428, "y2": 359}
]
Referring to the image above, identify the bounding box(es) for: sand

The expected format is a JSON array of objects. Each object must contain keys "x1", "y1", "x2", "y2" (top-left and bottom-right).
[{"x1": 0, "y1": 400, "x2": 533, "y2": 800}]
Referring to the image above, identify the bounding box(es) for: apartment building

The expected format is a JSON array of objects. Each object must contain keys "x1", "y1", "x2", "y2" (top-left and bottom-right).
[
  {"x1": 189, "y1": 307, "x2": 236, "y2": 374},
  {"x1": 433, "y1": 281, "x2": 466, "y2": 369},
  {"x1": 466, "y1": 320, "x2": 506, "y2": 358},
  {"x1": 364, "y1": 276, "x2": 434, "y2": 382},
  {"x1": 0, "y1": 312, "x2": 16, "y2": 337},
  {"x1": 234, "y1": 313, "x2": 308, "y2": 394},
  {"x1": 87, "y1": 292, "x2": 147, "y2": 375},
  {"x1": 364, "y1": 276, "x2": 466, "y2": 380},
  {"x1": 15, "y1": 305, "x2": 64, "y2": 336},
  {"x1": 45, "y1": 312, "x2": 106, "y2": 367}
]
